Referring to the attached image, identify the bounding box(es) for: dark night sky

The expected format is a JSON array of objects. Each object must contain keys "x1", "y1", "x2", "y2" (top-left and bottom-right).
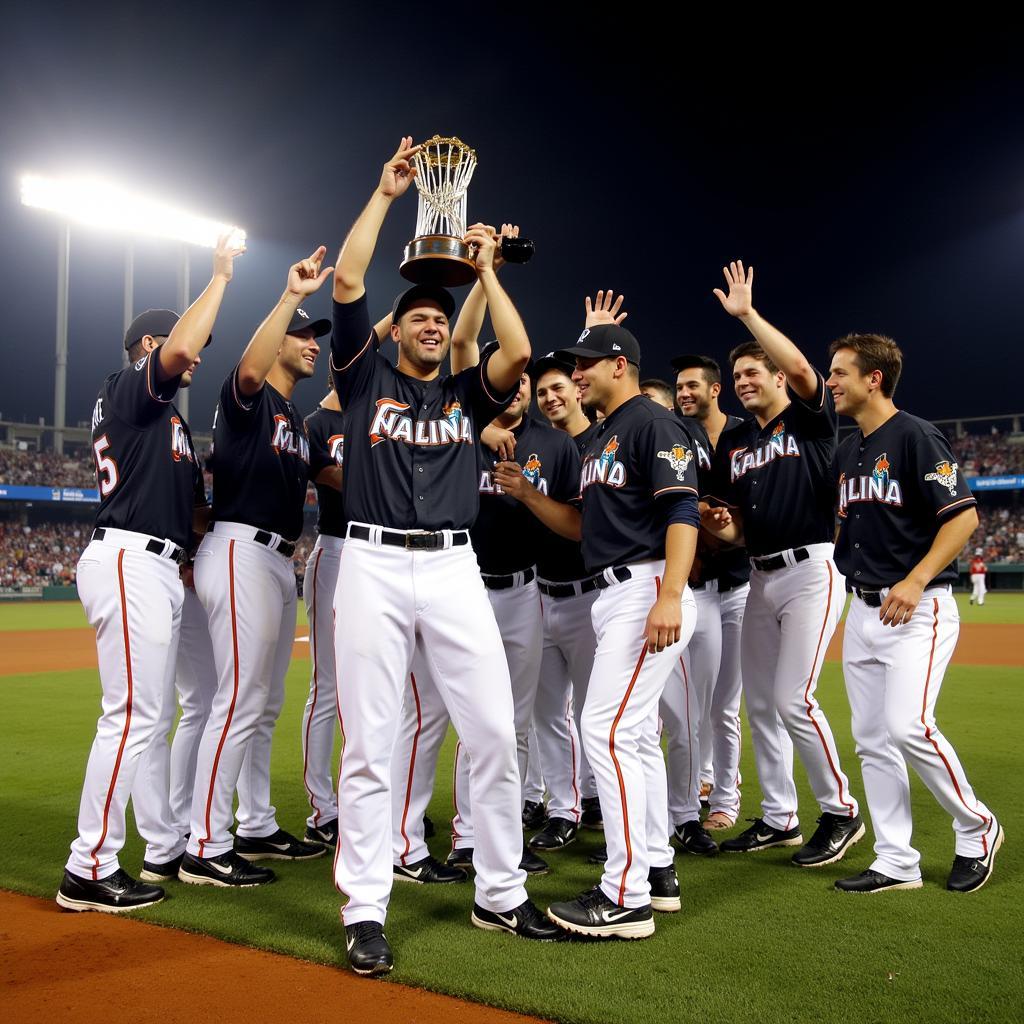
[{"x1": 1, "y1": 7, "x2": 1022, "y2": 435}]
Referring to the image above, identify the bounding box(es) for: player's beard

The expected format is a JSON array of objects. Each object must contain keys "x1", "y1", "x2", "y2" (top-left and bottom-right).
[{"x1": 402, "y1": 335, "x2": 449, "y2": 373}]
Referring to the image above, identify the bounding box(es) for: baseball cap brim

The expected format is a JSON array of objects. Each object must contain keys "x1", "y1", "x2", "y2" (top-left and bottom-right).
[
  {"x1": 287, "y1": 318, "x2": 331, "y2": 339},
  {"x1": 392, "y1": 283, "x2": 456, "y2": 322}
]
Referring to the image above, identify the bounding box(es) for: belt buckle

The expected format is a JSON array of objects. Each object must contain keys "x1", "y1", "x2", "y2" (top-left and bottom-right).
[{"x1": 404, "y1": 530, "x2": 431, "y2": 550}]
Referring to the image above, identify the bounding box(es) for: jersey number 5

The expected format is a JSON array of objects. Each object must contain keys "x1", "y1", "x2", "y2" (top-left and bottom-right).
[{"x1": 93, "y1": 436, "x2": 120, "y2": 496}]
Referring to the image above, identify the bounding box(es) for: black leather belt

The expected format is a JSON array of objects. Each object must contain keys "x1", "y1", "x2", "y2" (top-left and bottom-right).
[
  {"x1": 253, "y1": 530, "x2": 296, "y2": 558},
  {"x1": 93, "y1": 527, "x2": 186, "y2": 564},
  {"x1": 537, "y1": 579, "x2": 585, "y2": 598},
  {"x1": 853, "y1": 587, "x2": 884, "y2": 607},
  {"x1": 590, "y1": 565, "x2": 633, "y2": 590},
  {"x1": 348, "y1": 524, "x2": 469, "y2": 550},
  {"x1": 751, "y1": 547, "x2": 810, "y2": 572},
  {"x1": 693, "y1": 578, "x2": 746, "y2": 593},
  {"x1": 482, "y1": 567, "x2": 536, "y2": 590}
]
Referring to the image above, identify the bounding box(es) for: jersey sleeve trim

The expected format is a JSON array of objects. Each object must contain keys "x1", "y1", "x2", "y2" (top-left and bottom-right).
[
  {"x1": 478, "y1": 351, "x2": 515, "y2": 405},
  {"x1": 935, "y1": 496, "x2": 977, "y2": 518},
  {"x1": 654, "y1": 484, "x2": 698, "y2": 498},
  {"x1": 330, "y1": 330, "x2": 376, "y2": 375},
  {"x1": 145, "y1": 353, "x2": 177, "y2": 405},
  {"x1": 230, "y1": 367, "x2": 257, "y2": 411}
]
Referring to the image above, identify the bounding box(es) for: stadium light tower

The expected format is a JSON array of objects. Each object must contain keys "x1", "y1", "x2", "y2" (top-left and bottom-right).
[{"x1": 20, "y1": 173, "x2": 245, "y2": 450}]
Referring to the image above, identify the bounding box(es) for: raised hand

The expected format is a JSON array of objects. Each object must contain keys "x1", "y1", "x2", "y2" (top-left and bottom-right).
[
  {"x1": 379, "y1": 136, "x2": 421, "y2": 199},
  {"x1": 713, "y1": 260, "x2": 754, "y2": 318},
  {"x1": 464, "y1": 222, "x2": 499, "y2": 273},
  {"x1": 493, "y1": 223, "x2": 520, "y2": 272},
  {"x1": 584, "y1": 290, "x2": 628, "y2": 328},
  {"x1": 212, "y1": 230, "x2": 246, "y2": 282},
  {"x1": 287, "y1": 246, "x2": 334, "y2": 297}
]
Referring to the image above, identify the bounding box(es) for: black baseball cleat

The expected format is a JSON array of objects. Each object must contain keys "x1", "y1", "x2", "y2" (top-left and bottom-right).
[
  {"x1": 447, "y1": 847, "x2": 549, "y2": 875},
  {"x1": 720, "y1": 818, "x2": 804, "y2": 854},
  {"x1": 345, "y1": 922, "x2": 393, "y2": 976},
  {"x1": 522, "y1": 800, "x2": 546, "y2": 830},
  {"x1": 140, "y1": 853, "x2": 184, "y2": 882},
  {"x1": 520, "y1": 849, "x2": 550, "y2": 875},
  {"x1": 673, "y1": 819, "x2": 719, "y2": 857},
  {"x1": 648, "y1": 865, "x2": 681, "y2": 912},
  {"x1": 580, "y1": 796, "x2": 603, "y2": 830},
  {"x1": 834, "y1": 869, "x2": 923, "y2": 893},
  {"x1": 547, "y1": 886, "x2": 655, "y2": 939},
  {"x1": 792, "y1": 813, "x2": 866, "y2": 867},
  {"x1": 947, "y1": 824, "x2": 1004, "y2": 893},
  {"x1": 529, "y1": 817, "x2": 579, "y2": 851},
  {"x1": 393, "y1": 855, "x2": 468, "y2": 884},
  {"x1": 235, "y1": 828, "x2": 326, "y2": 861},
  {"x1": 587, "y1": 843, "x2": 608, "y2": 864},
  {"x1": 179, "y1": 850, "x2": 276, "y2": 887},
  {"x1": 471, "y1": 898, "x2": 565, "y2": 941},
  {"x1": 304, "y1": 819, "x2": 338, "y2": 847},
  {"x1": 423, "y1": 815, "x2": 436, "y2": 839},
  {"x1": 56, "y1": 869, "x2": 164, "y2": 913}
]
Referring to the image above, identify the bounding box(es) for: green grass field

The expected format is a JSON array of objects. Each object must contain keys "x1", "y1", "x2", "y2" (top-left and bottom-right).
[{"x1": 1, "y1": 598, "x2": 1022, "y2": 1024}]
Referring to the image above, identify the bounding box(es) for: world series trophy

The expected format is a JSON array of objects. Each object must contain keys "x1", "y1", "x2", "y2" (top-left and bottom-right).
[{"x1": 400, "y1": 135, "x2": 534, "y2": 287}]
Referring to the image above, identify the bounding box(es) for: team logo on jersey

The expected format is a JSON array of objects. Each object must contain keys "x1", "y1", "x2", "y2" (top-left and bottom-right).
[
  {"x1": 328, "y1": 433, "x2": 344, "y2": 466},
  {"x1": 368, "y1": 397, "x2": 473, "y2": 448},
  {"x1": 91, "y1": 398, "x2": 105, "y2": 431},
  {"x1": 480, "y1": 452, "x2": 549, "y2": 496},
  {"x1": 837, "y1": 459, "x2": 904, "y2": 518},
  {"x1": 924, "y1": 460, "x2": 958, "y2": 494},
  {"x1": 873, "y1": 452, "x2": 891, "y2": 485},
  {"x1": 657, "y1": 444, "x2": 693, "y2": 481},
  {"x1": 523, "y1": 453, "x2": 543, "y2": 487},
  {"x1": 170, "y1": 416, "x2": 195, "y2": 463},
  {"x1": 772, "y1": 420, "x2": 785, "y2": 437},
  {"x1": 271, "y1": 414, "x2": 310, "y2": 462},
  {"x1": 729, "y1": 427, "x2": 801, "y2": 482},
  {"x1": 694, "y1": 439, "x2": 712, "y2": 471},
  {"x1": 581, "y1": 434, "x2": 626, "y2": 491}
]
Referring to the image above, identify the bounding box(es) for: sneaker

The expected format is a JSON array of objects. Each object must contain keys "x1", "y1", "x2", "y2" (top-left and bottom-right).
[
  {"x1": 471, "y1": 898, "x2": 565, "y2": 940},
  {"x1": 580, "y1": 797, "x2": 604, "y2": 830},
  {"x1": 699, "y1": 781, "x2": 712, "y2": 807},
  {"x1": 648, "y1": 865, "x2": 681, "y2": 912},
  {"x1": 547, "y1": 886, "x2": 655, "y2": 939},
  {"x1": 673, "y1": 819, "x2": 719, "y2": 857},
  {"x1": 446, "y1": 847, "x2": 549, "y2": 876},
  {"x1": 522, "y1": 800, "x2": 546, "y2": 830},
  {"x1": 423, "y1": 815, "x2": 436, "y2": 839},
  {"x1": 947, "y1": 824, "x2": 1004, "y2": 893},
  {"x1": 235, "y1": 828, "x2": 326, "y2": 861},
  {"x1": 56, "y1": 869, "x2": 163, "y2": 913},
  {"x1": 720, "y1": 818, "x2": 803, "y2": 854},
  {"x1": 304, "y1": 819, "x2": 338, "y2": 847},
  {"x1": 587, "y1": 843, "x2": 607, "y2": 864},
  {"x1": 179, "y1": 850, "x2": 275, "y2": 887},
  {"x1": 345, "y1": 922, "x2": 393, "y2": 976},
  {"x1": 702, "y1": 811, "x2": 736, "y2": 831},
  {"x1": 140, "y1": 854, "x2": 184, "y2": 882},
  {"x1": 529, "y1": 817, "x2": 578, "y2": 851},
  {"x1": 521, "y1": 849, "x2": 550, "y2": 875},
  {"x1": 834, "y1": 869, "x2": 923, "y2": 893},
  {"x1": 792, "y1": 813, "x2": 866, "y2": 868},
  {"x1": 394, "y1": 855, "x2": 468, "y2": 884}
]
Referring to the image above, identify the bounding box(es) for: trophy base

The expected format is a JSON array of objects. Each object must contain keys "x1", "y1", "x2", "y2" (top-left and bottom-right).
[{"x1": 400, "y1": 235, "x2": 478, "y2": 287}]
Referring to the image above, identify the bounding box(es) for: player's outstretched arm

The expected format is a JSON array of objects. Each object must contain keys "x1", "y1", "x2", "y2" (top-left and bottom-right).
[
  {"x1": 880, "y1": 506, "x2": 979, "y2": 626},
  {"x1": 465, "y1": 224, "x2": 530, "y2": 391},
  {"x1": 451, "y1": 224, "x2": 519, "y2": 373},
  {"x1": 333, "y1": 137, "x2": 420, "y2": 304},
  {"x1": 643, "y1": 521, "x2": 698, "y2": 653},
  {"x1": 237, "y1": 246, "x2": 333, "y2": 396},
  {"x1": 713, "y1": 260, "x2": 818, "y2": 401},
  {"x1": 584, "y1": 289, "x2": 629, "y2": 329},
  {"x1": 494, "y1": 461, "x2": 582, "y2": 541},
  {"x1": 159, "y1": 232, "x2": 245, "y2": 377}
]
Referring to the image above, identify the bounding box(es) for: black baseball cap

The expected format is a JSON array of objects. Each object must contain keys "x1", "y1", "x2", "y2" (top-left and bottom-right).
[
  {"x1": 557, "y1": 324, "x2": 641, "y2": 367},
  {"x1": 392, "y1": 283, "x2": 456, "y2": 322},
  {"x1": 286, "y1": 307, "x2": 331, "y2": 338},
  {"x1": 530, "y1": 350, "x2": 576, "y2": 382},
  {"x1": 124, "y1": 309, "x2": 212, "y2": 351}
]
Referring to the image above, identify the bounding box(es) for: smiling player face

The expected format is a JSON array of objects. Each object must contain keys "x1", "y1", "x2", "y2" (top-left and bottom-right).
[
  {"x1": 826, "y1": 348, "x2": 873, "y2": 417},
  {"x1": 732, "y1": 356, "x2": 784, "y2": 418},
  {"x1": 536, "y1": 369, "x2": 580, "y2": 426},
  {"x1": 395, "y1": 301, "x2": 451, "y2": 372},
  {"x1": 279, "y1": 328, "x2": 320, "y2": 380}
]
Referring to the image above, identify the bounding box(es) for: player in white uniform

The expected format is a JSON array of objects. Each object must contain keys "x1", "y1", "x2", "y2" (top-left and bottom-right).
[
  {"x1": 827, "y1": 333, "x2": 1002, "y2": 893},
  {"x1": 968, "y1": 550, "x2": 987, "y2": 606}
]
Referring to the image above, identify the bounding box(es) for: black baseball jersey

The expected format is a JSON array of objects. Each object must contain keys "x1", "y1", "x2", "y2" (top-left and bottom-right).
[
  {"x1": 330, "y1": 294, "x2": 516, "y2": 531},
  {"x1": 90, "y1": 352, "x2": 201, "y2": 549},
  {"x1": 708, "y1": 374, "x2": 837, "y2": 558},
  {"x1": 835, "y1": 411, "x2": 977, "y2": 588},
  {"x1": 209, "y1": 369, "x2": 310, "y2": 541},
  {"x1": 473, "y1": 415, "x2": 579, "y2": 576},
  {"x1": 578, "y1": 396, "x2": 700, "y2": 572},
  {"x1": 306, "y1": 406, "x2": 347, "y2": 539}
]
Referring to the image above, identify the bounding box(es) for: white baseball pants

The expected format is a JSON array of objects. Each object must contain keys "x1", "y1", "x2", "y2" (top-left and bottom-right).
[
  {"x1": 661, "y1": 653, "x2": 701, "y2": 828},
  {"x1": 969, "y1": 573, "x2": 986, "y2": 605}
]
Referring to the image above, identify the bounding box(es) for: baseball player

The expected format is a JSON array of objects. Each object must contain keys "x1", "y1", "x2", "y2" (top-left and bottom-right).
[
  {"x1": 329, "y1": 139, "x2": 560, "y2": 976},
  {"x1": 968, "y1": 548, "x2": 987, "y2": 605},
  {"x1": 639, "y1": 379, "x2": 676, "y2": 410},
  {"x1": 57, "y1": 238, "x2": 241, "y2": 913},
  {"x1": 703, "y1": 261, "x2": 863, "y2": 866},
  {"x1": 671, "y1": 353, "x2": 751, "y2": 833},
  {"x1": 181, "y1": 248, "x2": 333, "y2": 887},
  {"x1": 524, "y1": 319, "x2": 700, "y2": 939},
  {"x1": 826, "y1": 333, "x2": 1002, "y2": 893}
]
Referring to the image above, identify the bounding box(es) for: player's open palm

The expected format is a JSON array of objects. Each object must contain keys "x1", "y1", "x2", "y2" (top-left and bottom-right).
[
  {"x1": 288, "y1": 246, "x2": 334, "y2": 297},
  {"x1": 713, "y1": 260, "x2": 754, "y2": 318},
  {"x1": 584, "y1": 290, "x2": 628, "y2": 328},
  {"x1": 213, "y1": 230, "x2": 246, "y2": 282},
  {"x1": 380, "y1": 136, "x2": 421, "y2": 199}
]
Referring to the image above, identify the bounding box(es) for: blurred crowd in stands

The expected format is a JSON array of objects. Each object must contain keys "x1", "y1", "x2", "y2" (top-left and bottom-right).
[
  {"x1": 0, "y1": 447, "x2": 96, "y2": 489},
  {"x1": 0, "y1": 520, "x2": 86, "y2": 588},
  {"x1": 947, "y1": 428, "x2": 1024, "y2": 475},
  {"x1": 970, "y1": 505, "x2": 1024, "y2": 563}
]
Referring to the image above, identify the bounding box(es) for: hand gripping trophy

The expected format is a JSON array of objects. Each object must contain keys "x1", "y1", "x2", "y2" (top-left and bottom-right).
[{"x1": 400, "y1": 135, "x2": 533, "y2": 286}]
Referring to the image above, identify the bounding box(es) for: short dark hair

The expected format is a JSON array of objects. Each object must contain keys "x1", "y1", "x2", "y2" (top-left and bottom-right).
[
  {"x1": 640, "y1": 377, "x2": 673, "y2": 403},
  {"x1": 673, "y1": 355, "x2": 721, "y2": 386},
  {"x1": 828, "y1": 333, "x2": 903, "y2": 398},
  {"x1": 728, "y1": 341, "x2": 778, "y2": 374}
]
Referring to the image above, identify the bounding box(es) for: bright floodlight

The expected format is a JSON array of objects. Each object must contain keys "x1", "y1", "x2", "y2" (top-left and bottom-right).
[{"x1": 20, "y1": 173, "x2": 245, "y2": 249}]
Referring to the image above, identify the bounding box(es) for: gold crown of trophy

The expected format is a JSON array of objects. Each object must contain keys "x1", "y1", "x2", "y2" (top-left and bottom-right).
[{"x1": 400, "y1": 135, "x2": 532, "y2": 287}]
